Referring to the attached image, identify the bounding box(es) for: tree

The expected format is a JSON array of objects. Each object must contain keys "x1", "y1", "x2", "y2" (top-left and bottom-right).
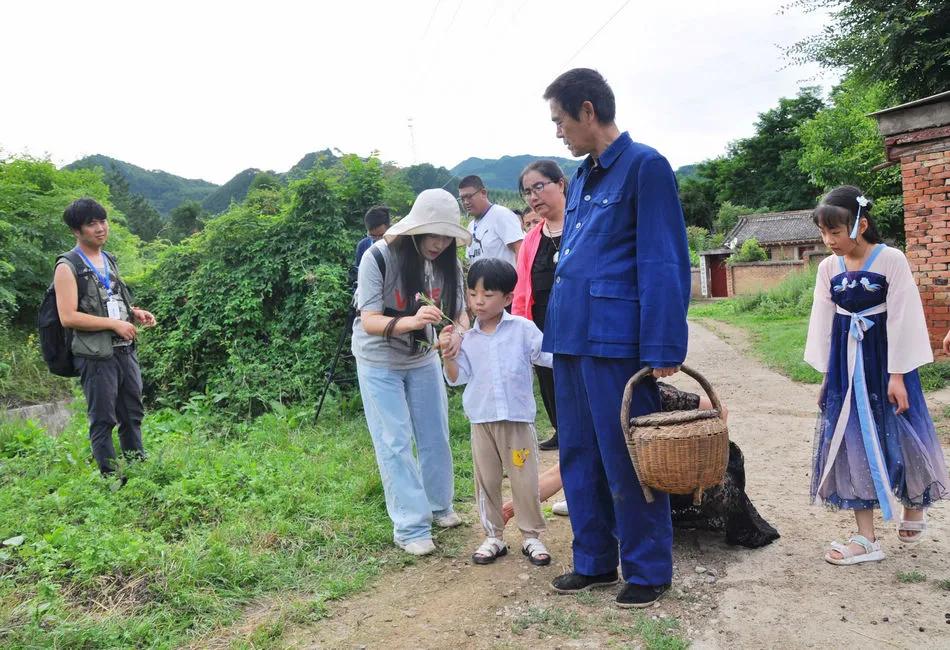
[
  {"x1": 715, "y1": 88, "x2": 825, "y2": 211},
  {"x1": 731, "y1": 238, "x2": 768, "y2": 263},
  {"x1": 715, "y1": 202, "x2": 760, "y2": 237},
  {"x1": 167, "y1": 200, "x2": 206, "y2": 242},
  {"x1": 248, "y1": 171, "x2": 282, "y2": 193},
  {"x1": 105, "y1": 166, "x2": 165, "y2": 241},
  {"x1": 786, "y1": 0, "x2": 950, "y2": 103},
  {"x1": 797, "y1": 76, "x2": 905, "y2": 243},
  {"x1": 400, "y1": 163, "x2": 457, "y2": 194},
  {"x1": 678, "y1": 174, "x2": 719, "y2": 230}
]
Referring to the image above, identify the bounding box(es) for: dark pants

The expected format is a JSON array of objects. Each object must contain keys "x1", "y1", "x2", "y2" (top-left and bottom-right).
[
  {"x1": 555, "y1": 354, "x2": 672, "y2": 586},
  {"x1": 75, "y1": 347, "x2": 145, "y2": 474},
  {"x1": 534, "y1": 365, "x2": 557, "y2": 433}
]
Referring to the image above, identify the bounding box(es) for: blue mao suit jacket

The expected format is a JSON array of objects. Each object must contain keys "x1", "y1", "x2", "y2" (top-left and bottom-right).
[{"x1": 541, "y1": 133, "x2": 690, "y2": 364}]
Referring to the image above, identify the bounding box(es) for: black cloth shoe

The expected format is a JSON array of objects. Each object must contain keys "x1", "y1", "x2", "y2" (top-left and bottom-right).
[
  {"x1": 538, "y1": 432, "x2": 558, "y2": 451},
  {"x1": 551, "y1": 570, "x2": 619, "y2": 593},
  {"x1": 616, "y1": 583, "x2": 670, "y2": 608}
]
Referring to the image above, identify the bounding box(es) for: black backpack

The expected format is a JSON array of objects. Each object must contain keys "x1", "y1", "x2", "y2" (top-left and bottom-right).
[{"x1": 37, "y1": 250, "x2": 117, "y2": 377}]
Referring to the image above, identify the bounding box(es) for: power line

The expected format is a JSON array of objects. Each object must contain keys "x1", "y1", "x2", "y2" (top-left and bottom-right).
[
  {"x1": 562, "y1": 0, "x2": 632, "y2": 68},
  {"x1": 420, "y1": 0, "x2": 443, "y2": 42}
]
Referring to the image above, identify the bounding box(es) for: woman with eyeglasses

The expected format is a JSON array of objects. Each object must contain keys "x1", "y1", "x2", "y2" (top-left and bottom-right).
[{"x1": 512, "y1": 160, "x2": 567, "y2": 450}]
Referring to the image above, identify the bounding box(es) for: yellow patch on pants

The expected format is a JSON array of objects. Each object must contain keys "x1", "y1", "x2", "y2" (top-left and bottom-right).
[{"x1": 512, "y1": 448, "x2": 530, "y2": 468}]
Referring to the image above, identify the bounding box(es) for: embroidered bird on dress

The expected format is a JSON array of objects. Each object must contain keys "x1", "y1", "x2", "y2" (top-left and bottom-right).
[
  {"x1": 833, "y1": 277, "x2": 858, "y2": 293},
  {"x1": 859, "y1": 277, "x2": 882, "y2": 292}
]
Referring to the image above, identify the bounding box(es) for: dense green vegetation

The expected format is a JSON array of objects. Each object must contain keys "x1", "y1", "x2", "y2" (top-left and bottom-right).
[{"x1": 0, "y1": 393, "x2": 475, "y2": 648}]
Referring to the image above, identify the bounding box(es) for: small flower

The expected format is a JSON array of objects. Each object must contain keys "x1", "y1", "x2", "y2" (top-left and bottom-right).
[{"x1": 856, "y1": 195, "x2": 870, "y2": 207}]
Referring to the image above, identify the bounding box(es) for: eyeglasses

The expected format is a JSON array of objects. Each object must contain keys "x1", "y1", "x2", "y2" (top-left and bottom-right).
[
  {"x1": 458, "y1": 190, "x2": 482, "y2": 203},
  {"x1": 520, "y1": 181, "x2": 556, "y2": 199}
]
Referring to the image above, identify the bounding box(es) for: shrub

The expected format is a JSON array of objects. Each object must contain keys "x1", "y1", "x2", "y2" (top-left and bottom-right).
[{"x1": 731, "y1": 238, "x2": 768, "y2": 263}]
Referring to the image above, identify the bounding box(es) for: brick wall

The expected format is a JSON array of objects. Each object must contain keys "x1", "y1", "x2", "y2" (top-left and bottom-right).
[
  {"x1": 902, "y1": 146, "x2": 950, "y2": 354},
  {"x1": 728, "y1": 260, "x2": 805, "y2": 296}
]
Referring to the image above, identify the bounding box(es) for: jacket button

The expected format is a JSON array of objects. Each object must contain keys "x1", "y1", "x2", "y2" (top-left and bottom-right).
[
  {"x1": 602, "y1": 198, "x2": 609, "y2": 204},
  {"x1": 584, "y1": 195, "x2": 591, "y2": 201},
  {"x1": 575, "y1": 222, "x2": 581, "y2": 229},
  {"x1": 564, "y1": 248, "x2": 570, "y2": 255},
  {"x1": 555, "y1": 276, "x2": 561, "y2": 283}
]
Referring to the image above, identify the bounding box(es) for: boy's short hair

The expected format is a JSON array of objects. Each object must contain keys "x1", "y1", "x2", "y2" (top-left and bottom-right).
[
  {"x1": 467, "y1": 258, "x2": 517, "y2": 294},
  {"x1": 63, "y1": 198, "x2": 108, "y2": 230},
  {"x1": 458, "y1": 175, "x2": 485, "y2": 192},
  {"x1": 364, "y1": 205, "x2": 391, "y2": 230}
]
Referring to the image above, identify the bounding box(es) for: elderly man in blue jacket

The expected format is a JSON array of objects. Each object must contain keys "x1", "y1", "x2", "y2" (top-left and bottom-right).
[{"x1": 541, "y1": 68, "x2": 690, "y2": 608}]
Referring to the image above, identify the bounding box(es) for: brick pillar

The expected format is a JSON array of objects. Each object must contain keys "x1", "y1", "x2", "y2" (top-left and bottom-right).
[
  {"x1": 900, "y1": 149, "x2": 950, "y2": 354},
  {"x1": 873, "y1": 93, "x2": 950, "y2": 357}
]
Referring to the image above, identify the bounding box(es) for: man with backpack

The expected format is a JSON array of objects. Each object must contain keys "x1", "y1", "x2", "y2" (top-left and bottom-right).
[{"x1": 51, "y1": 198, "x2": 156, "y2": 477}]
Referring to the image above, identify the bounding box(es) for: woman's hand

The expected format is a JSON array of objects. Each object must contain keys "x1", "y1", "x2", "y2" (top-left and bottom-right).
[
  {"x1": 888, "y1": 373, "x2": 909, "y2": 415},
  {"x1": 943, "y1": 329, "x2": 950, "y2": 355},
  {"x1": 652, "y1": 366, "x2": 679, "y2": 379},
  {"x1": 409, "y1": 305, "x2": 443, "y2": 330}
]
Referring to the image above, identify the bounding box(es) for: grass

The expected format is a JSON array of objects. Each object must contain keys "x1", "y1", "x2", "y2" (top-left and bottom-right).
[
  {"x1": 0, "y1": 389, "x2": 475, "y2": 648},
  {"x1": 937, "y1": 579, "x2": 950, "y2": 591},
  {"x1": 602, "y1": 611, "x2": 688, "y2": 650},
  {"x1": 690, "y1": 266, "x2": 950, "y2": 390},
  {"x1": 896, "y1": 571, "x2": 927, "y2": 584},
  {"x1": 0, "y1": 326, "x2": 72, "y2": 409},
  {"x1": 511, "y1": 607, "x2": 584, "y2": 639}
]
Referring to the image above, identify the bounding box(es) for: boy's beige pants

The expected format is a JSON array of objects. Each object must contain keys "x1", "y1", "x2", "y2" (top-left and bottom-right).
[{"x1": 471, "y1": 420, "x2": 545, "y2": 540}]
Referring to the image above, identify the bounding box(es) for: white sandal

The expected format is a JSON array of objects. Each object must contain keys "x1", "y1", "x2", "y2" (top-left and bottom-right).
[
  {"x1": 472, "y1": 537, "x2": 507, "y2": 565},
  {"x1": 897, "y1": 512, "x2": 927, "y2": 544},
  {"x1": 522, "y1": 537, "x2": 551, "y2": 566},
  {"x1": 824, "y1": 534, "x2": 884, "y2": 566}
]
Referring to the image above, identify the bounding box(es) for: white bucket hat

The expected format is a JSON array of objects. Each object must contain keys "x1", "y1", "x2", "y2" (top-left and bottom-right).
[{"x1": 384, "y1": 188, "x2": 472, "y2": 245}]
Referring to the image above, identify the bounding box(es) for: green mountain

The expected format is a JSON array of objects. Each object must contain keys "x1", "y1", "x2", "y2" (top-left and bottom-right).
[
  {"x1": 675, "y1": 164, "x2": 699, "y2": 180},
  {"x1": 200, "y1": 169, "x2": 261, "y2": 215},
  {"x1": 65, "y1": 155, "x2": 218, "y2": 216},
  {"x1": 449, "y1": 155, "x2": 582, "y2": 190}
]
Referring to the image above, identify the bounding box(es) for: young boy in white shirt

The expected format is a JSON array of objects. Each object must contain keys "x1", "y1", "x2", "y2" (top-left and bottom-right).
[{"x1": 439, "y1": 258, "x2": 552, "y2": 566}]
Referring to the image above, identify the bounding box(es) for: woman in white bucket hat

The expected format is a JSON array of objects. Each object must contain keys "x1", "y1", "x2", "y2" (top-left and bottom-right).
[{"x1": 352, "y1": 188, "x2": 472, "y2": 556}]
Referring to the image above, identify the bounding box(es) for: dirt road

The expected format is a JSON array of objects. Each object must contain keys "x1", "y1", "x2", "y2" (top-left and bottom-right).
[{"x1": 279, "y1": 320, "x2": 950, "y2": 648}]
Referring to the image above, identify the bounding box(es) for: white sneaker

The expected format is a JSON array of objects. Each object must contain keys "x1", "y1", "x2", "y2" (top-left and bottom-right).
[
  {"x1": 397, "y1": 538, "x2": 436, "y2": 556},
  {"x1": 434, "y1": 511, "x2": 462, "y2": 528},
  {"x1": 552, "y1": 500, "x2": 569, "y2": 516}
]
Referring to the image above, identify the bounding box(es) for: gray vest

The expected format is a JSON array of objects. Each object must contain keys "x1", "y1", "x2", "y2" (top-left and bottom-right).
[{"x1": 57, "y1": 250, "x2": 134, "y2": 359}]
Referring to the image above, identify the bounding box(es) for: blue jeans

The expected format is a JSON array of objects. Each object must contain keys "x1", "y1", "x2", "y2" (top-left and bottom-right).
[{"x1": 357, "y1": 358, "x2": 455, "y2": 544}]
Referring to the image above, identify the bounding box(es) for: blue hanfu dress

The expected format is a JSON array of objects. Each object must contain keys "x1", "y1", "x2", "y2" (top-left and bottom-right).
[{"x1": 805, "y1": 244, "x2": 949, "y2": 518}]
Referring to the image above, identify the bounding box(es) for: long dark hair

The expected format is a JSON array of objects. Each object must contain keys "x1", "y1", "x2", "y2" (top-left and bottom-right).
[
  {"x1": 812, "y1": 185, "x2": 882, "y2": 244},
  {"x1": 385, "y1": 234, "x2": 460, "y2": 352}
]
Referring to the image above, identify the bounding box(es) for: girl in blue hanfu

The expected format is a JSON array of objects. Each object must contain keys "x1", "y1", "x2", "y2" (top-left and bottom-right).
[{"x1": 805, "y1": 185, "x2": 949, "y2": 565}]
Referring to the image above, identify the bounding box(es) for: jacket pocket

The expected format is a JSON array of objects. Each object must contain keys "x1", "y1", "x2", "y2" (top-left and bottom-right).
[
  {"x1": 588, "y1": 280, "x2": 639, "y2": 343},
  {"x1": 587, "y1": 191, "x2": 625, "y2": 234}
]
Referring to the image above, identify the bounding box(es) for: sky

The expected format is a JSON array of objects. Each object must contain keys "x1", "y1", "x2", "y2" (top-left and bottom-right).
[{"x1": 1, "y1": 0, "x2": 838, "y2": 185}]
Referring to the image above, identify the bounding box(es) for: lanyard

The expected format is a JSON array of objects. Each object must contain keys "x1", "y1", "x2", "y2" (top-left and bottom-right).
[{"x1": 74, "y1": 248, "x2": 112, "y2": 295}]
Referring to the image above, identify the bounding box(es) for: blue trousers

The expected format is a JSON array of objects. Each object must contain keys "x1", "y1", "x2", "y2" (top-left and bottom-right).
[
  {"x1": 555, "y1": 354, "x2": 673, "y2": 586},
  {"x1": 356, "y1": 358, "x2": 456, "y2": 544}
]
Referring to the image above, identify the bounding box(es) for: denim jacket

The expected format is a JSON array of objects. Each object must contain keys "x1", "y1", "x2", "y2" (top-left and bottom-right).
[{"x1": 540, "y1": 133, "x2": 690, "y2": 365}]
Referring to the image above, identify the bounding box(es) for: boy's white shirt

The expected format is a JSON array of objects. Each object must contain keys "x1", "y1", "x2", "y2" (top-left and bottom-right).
[{"x1": 445, "y1": 310, "x2": 553, "y2": 424}]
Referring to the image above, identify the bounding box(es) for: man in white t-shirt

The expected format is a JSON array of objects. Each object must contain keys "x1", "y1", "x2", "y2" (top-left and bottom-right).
[{"x1": 458, "y1": 175, "x2": 523, "y2": 267}]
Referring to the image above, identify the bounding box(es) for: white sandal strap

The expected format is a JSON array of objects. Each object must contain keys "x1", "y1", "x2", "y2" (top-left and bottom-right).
[
  {"x1": 898, "y1": 519, "x2": 927, "y2": 532},
  {"x1": 847, "y1": 535, "x2": 877, "y2": 553},
  {"x1": 522, "y1": 537, "x2": 549, "y2": 558},
  {"x1": 474, "y1": 537, "x2": 505, "y2": 557}
]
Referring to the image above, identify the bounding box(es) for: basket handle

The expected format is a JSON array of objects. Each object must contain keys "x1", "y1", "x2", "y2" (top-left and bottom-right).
[{"x1": 620, "y1": 364, "x2": 724, "y2": 436}]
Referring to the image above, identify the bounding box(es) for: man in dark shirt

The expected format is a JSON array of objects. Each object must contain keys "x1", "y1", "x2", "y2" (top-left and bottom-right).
[
  {"x1": 540, "y1": 69, "x2": 691, "y2": 608},
  {"x1": 351, "y1": 205, "x2": 391, "y2": 286}
]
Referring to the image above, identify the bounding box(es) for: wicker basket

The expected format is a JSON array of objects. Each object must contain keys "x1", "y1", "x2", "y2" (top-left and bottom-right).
[{"x1": 620, "y1": 365, "x2": 728, "y2": 505}]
